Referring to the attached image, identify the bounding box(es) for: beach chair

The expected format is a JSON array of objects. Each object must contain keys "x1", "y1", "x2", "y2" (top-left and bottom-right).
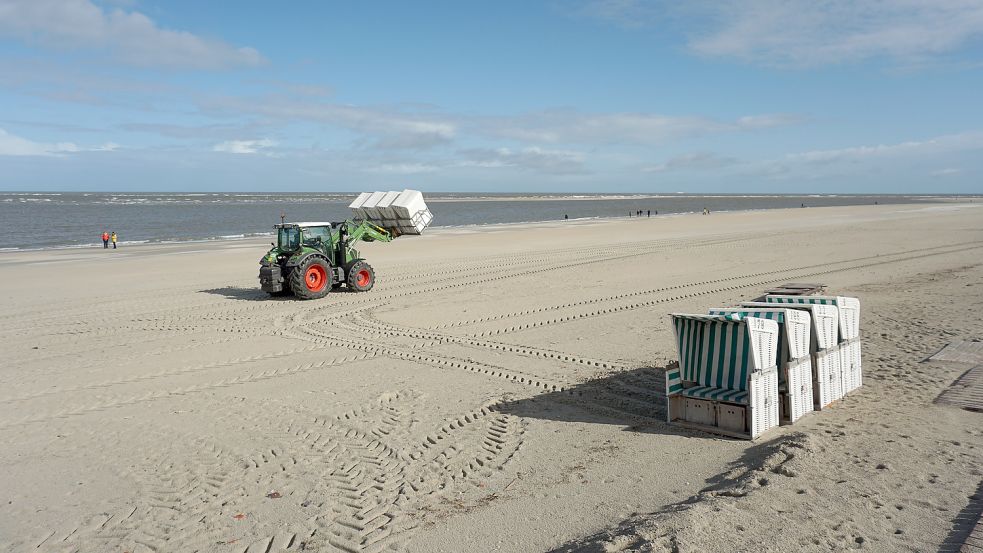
[
  {"x1": 766, "y1": 295, "x2": 862, "y2": 396},
  {"x1": 708, "y1": 307, "x2": 813, "y2": 424},
  {"x1": 742, "y1": 301, "x2": 841, "y2": 409},
  {"x1": 666, "y1": 314, "x2": 780, "y2": 439}
]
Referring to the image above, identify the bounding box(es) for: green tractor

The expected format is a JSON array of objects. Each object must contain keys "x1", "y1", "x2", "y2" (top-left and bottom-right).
[{"x1": 259, "y1": 220, "x2": 393, "y2": 300}]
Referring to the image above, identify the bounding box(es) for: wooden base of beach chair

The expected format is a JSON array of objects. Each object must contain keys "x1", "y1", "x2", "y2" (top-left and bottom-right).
[
  {"x1": 813, "y1": 346, "x2": 843, "y2": 409},
  {"x1": 667, "y1": 420, "x2": 762, "y2": 440},
  {"x1": 667, "y1": 370, "x2": 779, "y2": 440},
  {"x1": 668, "y1": 397, "x2": 752, "y2": 440}
]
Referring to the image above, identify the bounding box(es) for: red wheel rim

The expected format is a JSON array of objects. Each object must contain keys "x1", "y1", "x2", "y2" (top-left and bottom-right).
[
  {"x1": 356, "y1": 269, "x2": 371, "y2": 287},
  {"x1": 305, "y1": 265, "x2": 327, "y2": 291}
]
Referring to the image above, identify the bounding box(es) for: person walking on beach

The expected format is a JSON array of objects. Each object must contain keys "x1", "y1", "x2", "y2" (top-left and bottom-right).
[
  {"x1": 647, "y1": 210, "x2": 651, "y2": 217},
  {"x1": 102, "y1": 231, "x2": 109, "y2": 248},
  {"x1": 111, "y1": 231, "x2": 118, "y2": 249}
]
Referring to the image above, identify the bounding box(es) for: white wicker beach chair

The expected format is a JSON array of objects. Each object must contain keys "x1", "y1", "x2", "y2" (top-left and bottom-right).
[
  {"x1": 666, "y1": 314, "x2": 780, "y2": 439},
  {"x1": 742, "y1": 301, "x2": 842, "y2": 409},
  {"x1": 766, "y1": 295, "x2": 862, "y2": 396},
  {"x1": 708, "y1": 307, "x2": 813, "y2": 424}
]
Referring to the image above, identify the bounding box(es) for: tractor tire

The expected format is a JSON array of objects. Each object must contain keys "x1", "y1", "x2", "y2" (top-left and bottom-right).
[
  {"x1": 290, "y1": 255, "x2": 332, "y2": 300},
  {"x1": 347, "y1": 260, "x2": 375, "y2": 292}
]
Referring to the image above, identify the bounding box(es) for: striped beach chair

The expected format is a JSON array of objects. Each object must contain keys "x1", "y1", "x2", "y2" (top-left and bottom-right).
[
  {"x1": 766, "y1": 295, "x2": 862, "y2": 396},
  {"x1": 743, "y1": 301, "x2": 841, "y2": 409},
  {"x1": 708, "y1": 307, "x2": 813, "y2": 424},
  {"x1": 667, "y1": 314, "x2": 780, "y2": 439}
]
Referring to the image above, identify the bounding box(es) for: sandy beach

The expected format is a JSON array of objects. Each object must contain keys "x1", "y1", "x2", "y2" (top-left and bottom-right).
[{"x1": 1, "y1": 203, "x2": 982, "y2": 553}]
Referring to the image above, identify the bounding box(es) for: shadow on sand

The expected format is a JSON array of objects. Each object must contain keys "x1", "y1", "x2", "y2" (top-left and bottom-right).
[
  {"x1": 544, "y1": 433, "x2": 794, "y2": 553},
  {"x1": 199, "y1": 286, "x2": 279, "y2": 301},
  {"x1": 200, "y1": 285, "x2": 359, "y2": 301},
  {"x1": 494, "y1": 365, "x2": 731, "y2": 439},
  {"x1": 940, "y1": 479, "x2": 983, "y2": 552}
]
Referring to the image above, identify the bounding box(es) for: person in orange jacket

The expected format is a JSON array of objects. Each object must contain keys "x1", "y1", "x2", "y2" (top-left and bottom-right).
[{"x1": 102, "y1": 231, "x2": 109, "y2": 248}]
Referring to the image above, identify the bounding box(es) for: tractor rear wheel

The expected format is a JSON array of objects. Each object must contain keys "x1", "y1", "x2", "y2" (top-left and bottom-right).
[
  {"x1": 347, "y1": 260, "x2": 375, "y2": 292},
  {"x1": 290, "y1": 255, "x2": 332, "y2": 300}
]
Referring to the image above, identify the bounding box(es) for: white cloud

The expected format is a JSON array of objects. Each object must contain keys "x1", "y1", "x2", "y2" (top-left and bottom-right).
[
  {"x1": 643, "y1": 152, "x2": 737, "y2": 173},
  {"x1": 213, "y1": 139, "x2": 277, "y2": 155},
  {"x1": 202, "y1": 92, "x2": 797, "y2": 151},
  {"x1": 690, "y1": 0, "x2": 983, "y2": 66},
  {"x1": 203, "y1": 96, "x2": 457, "y2": 150},
  {"x1": 736, "y1": 114, "x2": 804, "y2": 128},
  {"x1": 931, "y1": 167, "x2": 962, "y2": 176},
  {"x1": 579, "y1": 0, "x2": 983, "y2": 67},
  {"x1": 367, "y1": 163, "x2": 440, "y2": 174},
  {"x1": 458, "y1": 147, "x2": 588, "y2": 175},
  {"x1": 0, "y1": 0, "x2": 264, "y2": 69},
  {"x1": 0, "y1": 128, "x2": 117, "y2": 156},
  {"x1": 784, "y1": 131, "x2": 983, "y2": 164},
  {"x1": 479, "y1": 110, "x2": 798, "y2": 145},
  {"x1": 753, "y1": 131, "x2": 983, "y2": 178}
]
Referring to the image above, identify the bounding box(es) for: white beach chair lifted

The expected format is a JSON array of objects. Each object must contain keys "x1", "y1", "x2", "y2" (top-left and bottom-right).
[
  {"x1": 707, "y1": 307, "x2": 814, "y2": 424},
  {"x1": 766, "y1": 295, "x2": 862, "y2": 397},
  {"x1": 349, "y1": 189, "x2": 434, "y2": 235},
  {"x1": 666, "y1": 314, "x2": 781, "y2": 439}
]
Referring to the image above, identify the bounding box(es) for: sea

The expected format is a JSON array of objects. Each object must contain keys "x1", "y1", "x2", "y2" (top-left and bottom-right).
[{"x1": 0, "y1": 192, "x2": 971, "y2": 251}]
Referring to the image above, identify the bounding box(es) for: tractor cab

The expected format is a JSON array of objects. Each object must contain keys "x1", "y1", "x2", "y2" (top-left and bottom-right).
[{"x1": 276, "y1": 222, "x2": 334, "y2": 253}]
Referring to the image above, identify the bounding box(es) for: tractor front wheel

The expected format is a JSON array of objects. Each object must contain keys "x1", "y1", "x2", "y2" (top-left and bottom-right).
[
  {"x1": 347, "y1": 260, "x2": 375, "y2": 292},
  {"x1": 290, "y1": 256, "x2": 332, "y2": 300}
]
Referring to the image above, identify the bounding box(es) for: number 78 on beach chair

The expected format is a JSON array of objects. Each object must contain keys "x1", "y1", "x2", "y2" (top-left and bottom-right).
[{"x1": 666, "y1": 314, "x2": 781, "y2": 439}]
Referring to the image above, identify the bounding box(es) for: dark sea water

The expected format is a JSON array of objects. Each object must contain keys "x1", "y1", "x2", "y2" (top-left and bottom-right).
[{"x1": 0, "y1": 192, "x2": 970, "y2": 251}]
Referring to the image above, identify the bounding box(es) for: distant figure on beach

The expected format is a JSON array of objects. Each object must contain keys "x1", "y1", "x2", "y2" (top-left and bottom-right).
[
  {"x1": 647, "y1": 210, "x2": 651, "y2": 217},
  {"x1": 102, "y1": 231, "x2": 109, "y2": 248},
  {"x1": 628, "y1": 211, "x2": 632, "y2": 218},
  {"x1": 702, "y1": 208, "x2": 708, "y2": 215},
  {"x1": 111, "y1": 232, "x2": 118, "y2": 249},
  {"x1": 801, "y1": 203, "x2": 806, "y2": 208},
  {"x1": 564, "y1": 214, "x2": 568, "y2": 220}
]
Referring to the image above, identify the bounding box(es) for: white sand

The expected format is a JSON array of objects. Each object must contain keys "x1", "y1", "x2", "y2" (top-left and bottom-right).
[{"x1": 1, "y1": 203, "x2": 982, "y2": 552}]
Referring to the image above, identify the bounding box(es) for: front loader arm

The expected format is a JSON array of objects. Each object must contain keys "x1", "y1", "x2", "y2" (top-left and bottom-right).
[{"x1": 345, "y1": 220, "x2": 394, "y2": 244}]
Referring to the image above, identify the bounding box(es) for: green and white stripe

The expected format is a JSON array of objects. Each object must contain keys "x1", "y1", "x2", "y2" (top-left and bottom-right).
[
  {"x1": 671, "y1": 314, "x2": 752, "y2": 393},
  {"x1": 708, "y1": 307, "x2": 811, "y2": 389},
  {"x1": 765, "y1": 295, "x2": 860, "y2": 341},
  {"x1": 668, "y1": 314, "x2": 779, "y2": 406},
  {"x1": 680, "y1": 385, "x2": 749, "y2": 404}
]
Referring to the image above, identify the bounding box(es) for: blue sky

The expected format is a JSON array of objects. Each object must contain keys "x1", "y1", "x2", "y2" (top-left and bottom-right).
[{"x1": 1, "y1": 0, "x2": 982, "y2": 192}]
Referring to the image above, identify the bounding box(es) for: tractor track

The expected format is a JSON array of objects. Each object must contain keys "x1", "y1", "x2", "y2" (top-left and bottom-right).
[
  {"x1": 286, "y1": 324, "x2": 671, "y2": 428},
  {"x1": 33, "y1": 392, "x2": 526, "y2": 553},
  {"x1": 323, "y1": 241, "x2": 983, "y2": 372},
  {"x1": 0, "y1": 343, "x2": 334, "y2": 405},
  {"x1": 451, "y1": 240, "x2": 983, "y2": 338},
  {"x1": 0, "y1": 352, "x2": 381, "y2": 431},
  {"x1": 371, "y1": 233, "x2": 772, "y2": 294}
]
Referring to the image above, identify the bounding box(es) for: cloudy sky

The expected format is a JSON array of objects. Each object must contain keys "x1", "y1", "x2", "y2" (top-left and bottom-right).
[{"x1": 1, "y1": 0, "x2": 982, "y2": 192}]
